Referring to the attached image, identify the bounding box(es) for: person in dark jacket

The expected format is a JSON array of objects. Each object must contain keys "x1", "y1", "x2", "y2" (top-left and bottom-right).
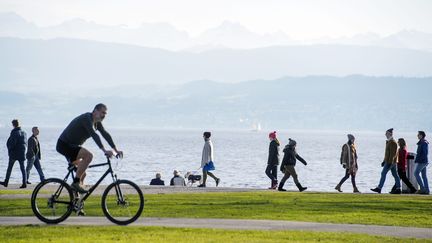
[
  {"x1": 278, "y1": 138, "x2": 308, "y2": 192},
  {"x1": 266, "y1": 131, "x2": 280, "y2": 189},
  {"x1": 391, "y1": 138, "x2": 417, "y2": 193},
  {"x1": 414, "y1": 131, "x2": 429, "y2": 194},
  {"x1": 0, "y1": 119, "x2": 28, "y2": 188},
  {"x1": 150, "y1": 172, "x2": 165, "y2": 185},
  {"x1": 25, "y1": 127, "x2": 45, "y2": 184}
]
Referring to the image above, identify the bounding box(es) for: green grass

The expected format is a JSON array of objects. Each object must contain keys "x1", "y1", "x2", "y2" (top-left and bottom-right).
[
  {"x1": 0, "y1": 226, "x2": 429, "y2": 243},
  {"x1": 1, "y1": 190, "x2": 431, "y2": 228},
  {"x1": 0, "y1": 189, "x2": 34, "y2": 195}
]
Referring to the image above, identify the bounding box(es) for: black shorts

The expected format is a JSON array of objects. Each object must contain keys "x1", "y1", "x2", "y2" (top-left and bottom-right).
[{"x1": 56, "y1": 139, "x2": 81, "y2": 163}]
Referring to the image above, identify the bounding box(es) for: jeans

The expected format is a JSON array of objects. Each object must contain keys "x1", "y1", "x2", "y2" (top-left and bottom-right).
[
  {"x1": 337, "y1": 169, "x2": 357, "y2": 188},
  {"x1": 3, "y1": 158, "x2": 26, "y2": 185},
  {"x1": 26, "y1": 157, "x2": 45, "y2": 182},
  {"x1": 378, "y1": 162, "x2": 401, "y2": 189},
  {"x1": 265, "y1": 164, "x2": 277, "y2": 181},
  {"x1": 414, "y1": 163, "x2": 429, "y2": 193}
]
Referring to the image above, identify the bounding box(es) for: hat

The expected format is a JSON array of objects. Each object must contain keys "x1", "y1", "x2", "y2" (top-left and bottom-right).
[
  {"x1": 386, "y1": 128, "x2": 393, "y2": 134},
  {"x1": 347, "y1": 134, "x2": 355, "y2": 141},
  {"x1": 269, "y1": 131, "x2": 277, "y2": 139},
  {"x1": 203, "y1": 131, "x2": 211, "y2": 138},
  {"x1": 288, "y1": 138, "x2": 297, "y2": 146},
  {"x1": 173, "y1": 170, "x2": 179, "y2": 176}
]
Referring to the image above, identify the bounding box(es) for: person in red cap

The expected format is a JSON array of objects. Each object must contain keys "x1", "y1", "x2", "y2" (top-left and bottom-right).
[{"x1": 266, "y1": 131, "x2": 280, "y2": 189}]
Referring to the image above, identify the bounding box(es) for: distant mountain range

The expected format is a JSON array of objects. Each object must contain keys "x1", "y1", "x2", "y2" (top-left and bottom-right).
[
  {"x1": 1, "y1": 37, "x2": 432, "y2": 93},
  {"x1": 1, "y1": 76, "x2": 431, "y2": 131},
  {"x1": 1, "y1": 12, "x2": 432, "y2": 51}
]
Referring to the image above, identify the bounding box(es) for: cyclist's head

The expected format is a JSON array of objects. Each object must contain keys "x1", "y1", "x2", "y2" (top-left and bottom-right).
[
  {"x1": 93, "y1": 103, "x2": 107, "y2": 122},
  {"x1": 11, "y1": 119, "x2": 19, "y2": 128}
]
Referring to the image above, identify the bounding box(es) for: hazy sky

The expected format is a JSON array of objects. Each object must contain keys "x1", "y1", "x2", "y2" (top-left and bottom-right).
[{"x1": 1, "y1": 0, "x2": 431, "y2": 39}]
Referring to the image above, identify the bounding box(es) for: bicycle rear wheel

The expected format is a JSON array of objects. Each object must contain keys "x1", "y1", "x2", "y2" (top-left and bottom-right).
[
  {"x1": 102, "y1": 180, "x2": 144, "y2": 225},
  {"x1": 31, "y1": 178, "x2": 74, "y2": 224}
]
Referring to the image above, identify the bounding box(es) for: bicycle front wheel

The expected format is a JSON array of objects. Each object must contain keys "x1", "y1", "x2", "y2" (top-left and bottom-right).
[
  {"x1": 31, "y1": 178, "x2": 74, "y2": 224},
  {"x1": 102, "y1": 180, "x2": 144, "y2": 225}
]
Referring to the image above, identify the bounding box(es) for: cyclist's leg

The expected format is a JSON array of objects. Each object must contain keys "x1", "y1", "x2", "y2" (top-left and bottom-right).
[{"x1": 74, "y1": 147, "x2": 93, "y2": 180}]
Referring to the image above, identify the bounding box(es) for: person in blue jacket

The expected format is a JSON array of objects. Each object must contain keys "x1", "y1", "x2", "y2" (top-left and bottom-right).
[
  {"x1": 414, "y1": 131, "x2": 429, "y2": 194},
  {"x1": 0, "y1": 119, "x2": 28, "y2": 188}
]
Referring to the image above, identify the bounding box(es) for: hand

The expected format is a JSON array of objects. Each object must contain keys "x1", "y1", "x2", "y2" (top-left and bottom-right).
[
  {"x1": 116, "y1": 151, "x2": 124, "y2": 159},
  {"x1": 104, "y1": 150, "x2": 114, "y2": 158},
  {"x1": 381, "y1": 161, "x2": 385, "y2": 167},
  {"x1": 343, "y1": 164, "x2": 346, "y2": 169}
]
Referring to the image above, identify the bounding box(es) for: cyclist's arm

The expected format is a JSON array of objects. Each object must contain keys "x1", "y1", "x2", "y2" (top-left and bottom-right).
[
  {"x1": 96, "y1": 123, "x2": 118, "y2": 151},
  {"x1": 83, "y1": 119, "x2": 106, "y2": 152}
]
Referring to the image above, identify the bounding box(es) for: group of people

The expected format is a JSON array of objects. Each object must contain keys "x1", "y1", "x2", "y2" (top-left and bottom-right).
[
  {"x1": 0, "y1": 104, "x2": 429, "y2": 196},
  {"x1": 265, "y1": 128, "x2": 430, "y2": 194},
  {"x1": 149, "y1": 131, "x2": 221, "y2": 187},
  {"x1": 0, "y1": 120, "x2": 44, "y2": 188}
]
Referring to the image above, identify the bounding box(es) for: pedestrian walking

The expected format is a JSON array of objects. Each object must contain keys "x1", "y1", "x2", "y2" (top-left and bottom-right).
[
  {"x1": 371, "y1": 128, "x2": 401, "y2": 194},
  {"x1": 414, "y1": 131, "x2": 429, "y2": 194},
  {"x1": 278, "y1": 138, "x2": 308, "y2": 192},
  {"x1": 266, "y1": 131, "x2": 280, "y2": 189},
  {"x1": 0, "y1": 119, "x2": 28, "y2": 188},
  {"x1": 25, "y1": 126, "x2": 45, "y2": 184},
  {"x1": 391, "y1": 138, "x2": 417, "y2": 193},
  {"x1": 335, "y1": 134, "x2": 360, "y2": 193},
  {"x1": 198, "y1": 131, "x2": 220, "y2": 187}
]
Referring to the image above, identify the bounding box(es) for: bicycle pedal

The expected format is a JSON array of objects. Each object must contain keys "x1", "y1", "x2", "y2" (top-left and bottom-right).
[{"x1": 77, "y1": 210, "x2": 86, "y2": 216}]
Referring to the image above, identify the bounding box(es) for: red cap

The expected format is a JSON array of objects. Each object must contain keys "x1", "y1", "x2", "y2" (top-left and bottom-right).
[{"x1": 269, "y1": 131, "x2": 277, "y2": 139}]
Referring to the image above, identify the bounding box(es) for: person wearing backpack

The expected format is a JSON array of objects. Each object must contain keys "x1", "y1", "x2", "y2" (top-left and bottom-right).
[
  {"x1": 278, "y1": 138, "x2": 307, "y2": 192},
  {"x1": 335, "y1": 134, "x2": 360, "y2": 193}
]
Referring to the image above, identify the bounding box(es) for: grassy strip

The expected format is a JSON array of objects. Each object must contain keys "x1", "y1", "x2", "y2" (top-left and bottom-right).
[
  {"x1": 0, "y1": 225, "x2": 430, "y2": 243},
  {"x1": 0, "y1": 191, "x2": 431, "y2": 228}
]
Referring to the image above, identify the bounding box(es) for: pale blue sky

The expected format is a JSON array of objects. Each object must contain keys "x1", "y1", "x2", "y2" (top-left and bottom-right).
[{"x1": 1, "y1": 0, "x2": 431, "y2": 39}]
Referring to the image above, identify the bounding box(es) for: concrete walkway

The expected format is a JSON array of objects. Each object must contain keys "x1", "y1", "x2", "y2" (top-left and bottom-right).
[{"x1": 0, "y1": 216, "x2": 431, "y2": 239}]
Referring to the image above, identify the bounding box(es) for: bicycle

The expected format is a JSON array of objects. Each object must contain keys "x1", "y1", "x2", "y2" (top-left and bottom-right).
[{"x1": 31, "y1": 155, "x2": 144, "y2": 225}]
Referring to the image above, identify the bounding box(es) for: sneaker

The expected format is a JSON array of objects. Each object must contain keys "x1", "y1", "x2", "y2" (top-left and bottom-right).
[
  {"x1": 278, "y1": 187, "x2": 286, "y2": 192},
  {"x1": 71, "y1": 182, "x2": 88, "y2": 194},
  {"x1": 353, "y1": 188, "x2": 361, "y2": 193},
  {"x1": 370, "y1": 187, "x2": 381, "y2": 194},
  {"x1": 19, "y1": 184, "x2": 27, "y2": 188},
  {"x1": 26, "y1": 181, "x2": 31, "y2": 184},
  {"x1": 335, "y1": 185, "x2": 342, "y2": 192},
  {"x1": 410, "y1": 188, "x2": 417, "y2": 194},
  {"x1": 0, "y1": 181, "x2": 7, "y2": 187},
  {"x1": 197, "y1": 184, "x2": 206, "y2": 188},
  {"x1": 215, "y1": 178, "x2": 220, "y2": 187}
]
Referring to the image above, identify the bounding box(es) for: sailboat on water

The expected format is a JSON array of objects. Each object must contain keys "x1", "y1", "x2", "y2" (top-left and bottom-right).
[{"x1": 251, "y1": 122, "x2": 262, "y2": 132}]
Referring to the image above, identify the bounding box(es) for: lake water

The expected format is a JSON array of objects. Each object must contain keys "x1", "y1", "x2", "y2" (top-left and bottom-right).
[{"x1": 0, "y1": 128, "x2": 430, "y2": 192}]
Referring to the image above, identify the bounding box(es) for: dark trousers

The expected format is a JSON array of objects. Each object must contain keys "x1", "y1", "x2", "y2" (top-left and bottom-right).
[
  {"x1": 26, "y1": 157, "x2": 45, "y2": 182},
  {"x1": 337, "y1": 169, "x2": 357, "y2": 188},
  {"x1": 3, "y1": 158, "x2": 26, "y2": 186},
  {"x1": 396, "y1": 168, "x2": 416, "y2": 191},
  {"x1": 265, "y1": 164, "x2": 277, "y2": 181},
  {"x1": 279, "y1": 165, "x2": 300, "y2": 187}
]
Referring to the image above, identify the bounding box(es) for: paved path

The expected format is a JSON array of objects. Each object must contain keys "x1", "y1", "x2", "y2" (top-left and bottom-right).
[{"x1": 0, "y1": 216, "x2": 431, "y2": 239}]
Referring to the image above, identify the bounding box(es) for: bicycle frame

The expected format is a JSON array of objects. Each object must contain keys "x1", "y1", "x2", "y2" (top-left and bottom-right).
[{"x1": 63, "y1": 157, "x2": 124, "y2": 202}]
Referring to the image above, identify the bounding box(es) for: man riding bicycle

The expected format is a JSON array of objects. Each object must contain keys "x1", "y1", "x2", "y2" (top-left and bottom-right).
[{"x1": 56, "y1": 103, "x2": 123, "y2": 193}]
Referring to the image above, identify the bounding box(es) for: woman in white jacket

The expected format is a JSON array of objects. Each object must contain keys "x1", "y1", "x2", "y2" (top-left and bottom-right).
[{"x1": 198, "y1": 131, "x2": 220, "y2": 187}]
